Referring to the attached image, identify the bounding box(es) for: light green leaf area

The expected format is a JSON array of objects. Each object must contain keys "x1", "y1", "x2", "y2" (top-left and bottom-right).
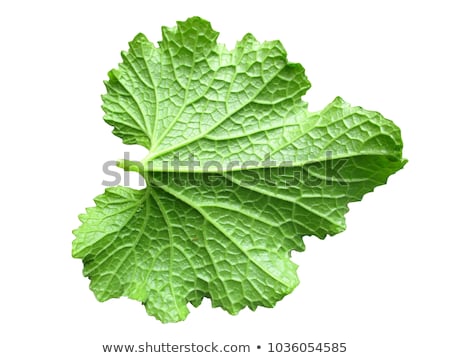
[{"x1": 73, "y1": 17, "x2": 406, "y2": 322}]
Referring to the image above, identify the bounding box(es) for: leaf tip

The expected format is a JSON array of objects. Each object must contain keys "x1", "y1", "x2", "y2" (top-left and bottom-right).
[{"x1": 131, "y1": 32, "x2": 148, "y2": 43}]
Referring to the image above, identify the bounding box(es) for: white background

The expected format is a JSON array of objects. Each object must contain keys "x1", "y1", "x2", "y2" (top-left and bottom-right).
[{"x1": 1, "y1": 0, "x2": 449, "y2": 357}]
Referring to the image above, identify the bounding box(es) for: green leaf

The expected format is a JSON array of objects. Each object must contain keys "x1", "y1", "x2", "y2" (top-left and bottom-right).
[{"x1": 73, "y1": 17, "x2": 406, "y2": 322}]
